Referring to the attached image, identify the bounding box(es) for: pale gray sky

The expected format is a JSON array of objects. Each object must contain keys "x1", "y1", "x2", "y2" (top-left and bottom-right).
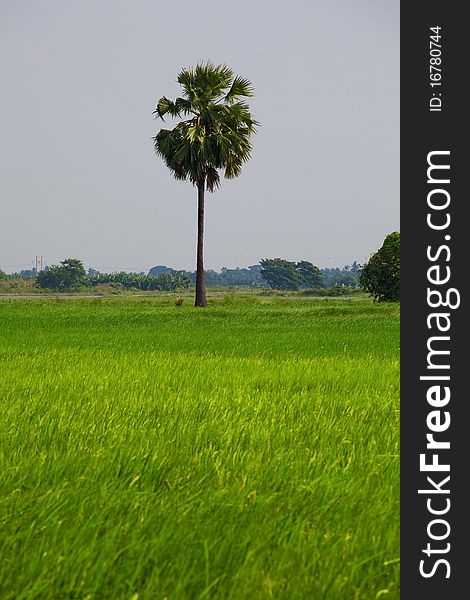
[{"x1": 0, "y1": 0, "x2": 399, "y2": 274}]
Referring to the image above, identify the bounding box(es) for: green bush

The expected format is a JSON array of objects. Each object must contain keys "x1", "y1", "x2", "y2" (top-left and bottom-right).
[
  {"x1": 36, "y1": 259, "x2": 88, "y2": 291},
  {"x1": 360, "y1": 232, "x2": 400, "y2": 302}
]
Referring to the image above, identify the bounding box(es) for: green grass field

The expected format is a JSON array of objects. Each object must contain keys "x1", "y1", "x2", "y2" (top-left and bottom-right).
[{"x1": 0, "y1": 296, "x2": 399, "y2": 599}]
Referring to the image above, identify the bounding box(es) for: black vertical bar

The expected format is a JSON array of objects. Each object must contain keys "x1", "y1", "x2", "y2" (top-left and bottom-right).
[{"x1": 401, "y1": 2, "x2": 467, "y2": 598}]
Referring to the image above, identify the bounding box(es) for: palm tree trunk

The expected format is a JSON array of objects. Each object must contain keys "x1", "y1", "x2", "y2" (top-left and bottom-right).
[{"x1": 195, "y1": 182, "x2": 207, "y2": 307}]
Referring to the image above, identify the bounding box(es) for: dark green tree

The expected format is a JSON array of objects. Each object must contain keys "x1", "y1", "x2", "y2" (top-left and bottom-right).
[
  {"x1": 36, "y1": 258, "x2": 87, "y2": 291},
  {"x1": 260, "y1": 259, "x2": 304, "y2": 291},
  {"x1": 360, "y1": 232, "x2": 400, "y2": 301},
  {"x1": 296, "y1": 261, "x2": 324, "y2": 288},
  {"x1": 153, "y1": 62, "x2": 258, "y2": 307},
  {"x1": 148, "y1": 265, "x2": 174, "y2": 277}
]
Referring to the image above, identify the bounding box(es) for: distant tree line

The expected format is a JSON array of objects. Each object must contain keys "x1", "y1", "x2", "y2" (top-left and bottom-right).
[
  {"x1": 34, "y1": 259, "x2": 193, "y2": 291},
  {"x1": 89, "y1": 271, "x2": 192, "y2": 291},
  {"x1": 0, "y1": 268, "x2": 38, "y2": 279},
  {"x1": 2, "y1": 259, "x2": 363, "y2": 291},
  {"x1": 322, "y1": 262, "x2": 362, "y2": 288},
  {"x1": 146, "y1": 262, "x2": 362, "y2": 290},
  {"x1": 3, "y1": 231, "x2": 399, "y2": 299},
  {"x1": 179, "y1": 265, "x2": 265, "y2": 288}
]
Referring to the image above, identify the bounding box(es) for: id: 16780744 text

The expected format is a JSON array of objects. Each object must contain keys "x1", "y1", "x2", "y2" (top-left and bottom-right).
[{"x1": 429, "y1": 26, "x2": 443, "y2": 112}]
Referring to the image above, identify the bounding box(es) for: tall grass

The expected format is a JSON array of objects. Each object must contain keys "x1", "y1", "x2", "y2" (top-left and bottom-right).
[{"x1": 0, "y1": 297, "x2": 399, "y2": 599}]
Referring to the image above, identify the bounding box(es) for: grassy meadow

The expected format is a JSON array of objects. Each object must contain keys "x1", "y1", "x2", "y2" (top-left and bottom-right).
[{"x1": 0, "y1": 295, "x2": 399, "y2": 599}]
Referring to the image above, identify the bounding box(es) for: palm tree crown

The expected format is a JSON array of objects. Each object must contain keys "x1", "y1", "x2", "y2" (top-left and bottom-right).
[{"x1": 153, "y1": 62, "x2": 258, "y2": 192}]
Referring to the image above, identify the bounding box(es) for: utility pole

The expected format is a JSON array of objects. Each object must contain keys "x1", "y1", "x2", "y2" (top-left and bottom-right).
[{"x1": 33, "y1": 256, "x2": 44, "y2": 272}]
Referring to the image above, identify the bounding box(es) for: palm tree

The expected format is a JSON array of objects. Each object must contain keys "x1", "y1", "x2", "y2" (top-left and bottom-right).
[{"x1": 153, "y1": 62, "x2": 258, "y2": 307}]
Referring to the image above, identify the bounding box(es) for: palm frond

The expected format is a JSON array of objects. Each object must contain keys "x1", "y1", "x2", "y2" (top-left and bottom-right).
[
  {"x1": 177, "y1": 67, "x2": 196, "y2": 101},
  {"x1": 174, "y1": 97, "x2": 194, "y2": 116},
  {"x1": 225, "y1": 76, "x2": 254, "y2": 102},
  {"x1": 154, "y1": 97, "x2": 178, "y2": 120},
  {"x1": 194, "y1": 62, "x2": 233, "y2": 97},
  {"x1": 206, "y1": 167, "x2": 220, "y2": 192}
]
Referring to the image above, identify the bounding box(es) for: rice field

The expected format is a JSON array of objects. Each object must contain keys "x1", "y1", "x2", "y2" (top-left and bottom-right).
[{"x1": 0, "y1": 296, "x2": 400, "y2": 599}]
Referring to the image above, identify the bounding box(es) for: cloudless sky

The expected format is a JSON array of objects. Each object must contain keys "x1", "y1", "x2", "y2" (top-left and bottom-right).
[{"x1": 0, "y1": 0, "x2": 399, "y2": 274}]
